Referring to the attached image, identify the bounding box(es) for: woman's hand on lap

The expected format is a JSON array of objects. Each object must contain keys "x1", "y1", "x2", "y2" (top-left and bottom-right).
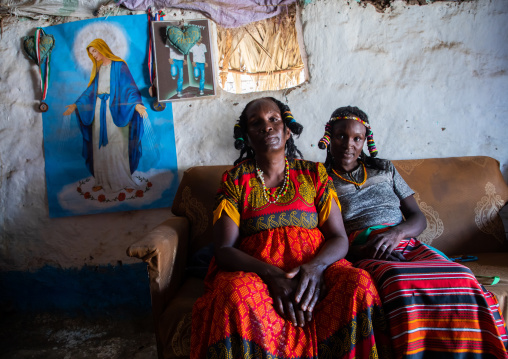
[
  {"x1": 288, "y1": 264, "x2": 326, "y2": 314},
  {"x1": 367, "y1": 228, "x2": 404, "y2": 259},
  {"x1": 265, "y1": 272, "x2": 308, "y2": 327}
]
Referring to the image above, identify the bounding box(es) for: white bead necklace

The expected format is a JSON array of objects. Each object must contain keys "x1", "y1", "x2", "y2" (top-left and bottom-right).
[{"x1": 255, "y1": 157, "x2": 290, "y2": 204}]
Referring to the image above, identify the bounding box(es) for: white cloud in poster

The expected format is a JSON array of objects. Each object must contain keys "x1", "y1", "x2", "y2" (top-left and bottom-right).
[{"x1": 57, "y1": 169, "x2": 174, "y2": 215}]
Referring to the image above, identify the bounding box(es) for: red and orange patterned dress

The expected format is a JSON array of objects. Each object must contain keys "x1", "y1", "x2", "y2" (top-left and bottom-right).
[{"x1": 191, "y1": 159, "x2": 392, "y2": 359}]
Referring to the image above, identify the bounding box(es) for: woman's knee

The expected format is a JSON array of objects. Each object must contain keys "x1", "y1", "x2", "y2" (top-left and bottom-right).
[{"x1": 216, "y1": 272, "x2": 267, "y2": 306}]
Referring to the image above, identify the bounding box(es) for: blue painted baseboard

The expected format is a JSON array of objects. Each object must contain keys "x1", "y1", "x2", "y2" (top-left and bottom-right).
[{"x1": 0, "y1": 263, "x2": 151, "y2": 318}]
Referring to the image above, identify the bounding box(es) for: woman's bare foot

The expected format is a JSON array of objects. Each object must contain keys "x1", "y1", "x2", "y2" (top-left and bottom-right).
[{"x1": 92, "y1": 186, "x2": 103, "y2": 192}]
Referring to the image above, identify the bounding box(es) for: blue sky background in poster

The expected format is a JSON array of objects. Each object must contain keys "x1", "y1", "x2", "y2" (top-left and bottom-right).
[{"x1": 41, "y1": 15, "x2": 178, "y2": 218}]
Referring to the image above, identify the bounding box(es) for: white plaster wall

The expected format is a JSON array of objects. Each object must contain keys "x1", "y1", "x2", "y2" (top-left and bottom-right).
[{"x1": 0, "y1": 0, "x2": 507, "y2": 271}]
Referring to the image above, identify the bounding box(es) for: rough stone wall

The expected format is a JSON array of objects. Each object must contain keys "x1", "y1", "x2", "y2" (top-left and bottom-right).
[{"x1": 0, "y1": 0, "x2": 507, "y2": 272}]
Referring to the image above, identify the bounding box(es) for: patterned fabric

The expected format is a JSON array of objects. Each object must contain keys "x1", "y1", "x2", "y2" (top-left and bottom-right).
[
  {"x1": 214, "y1": 159, "x2": 338, "y2": 236},
  {"x1": 349, "y1": 227, "x2": 508, "y2": 359},
  {"x1": 191, "y1": 159, "x2": 392, "y2": 359}
]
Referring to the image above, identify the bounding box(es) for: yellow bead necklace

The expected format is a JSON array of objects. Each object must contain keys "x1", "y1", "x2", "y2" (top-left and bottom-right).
[{"x1": 332, "y1": 162, "x2": 367, "y2": 187}]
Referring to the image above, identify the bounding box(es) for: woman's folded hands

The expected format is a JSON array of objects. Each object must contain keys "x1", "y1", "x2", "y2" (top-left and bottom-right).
[{"x1": 264, "y1": 264, "x2": 326, "y2": 327}]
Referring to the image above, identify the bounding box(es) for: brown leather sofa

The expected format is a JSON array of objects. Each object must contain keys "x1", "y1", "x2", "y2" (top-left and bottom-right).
[{"x1": 127, "y1": 156, "x2": 508, "y2": 359}]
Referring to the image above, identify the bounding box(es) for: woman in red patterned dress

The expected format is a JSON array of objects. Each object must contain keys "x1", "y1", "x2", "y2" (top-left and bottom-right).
[{"x1": 191, "y1": 97, "x2": 392, "y2": 359}]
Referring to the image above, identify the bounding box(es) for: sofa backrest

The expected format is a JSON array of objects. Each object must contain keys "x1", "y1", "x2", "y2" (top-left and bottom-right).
[
  {"x1": 172, "y1": 165, "x2": 231, "y2": 254},
  {"x1": 392, "y1": 156, "x2": 507, "y2": 254},
  {"x1": 171, "y1": 157, "x2": 508, "y2": 256}
]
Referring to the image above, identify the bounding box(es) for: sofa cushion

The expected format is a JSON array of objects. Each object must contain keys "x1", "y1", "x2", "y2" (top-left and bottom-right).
[
  {"x1": 159, "y1": 277, "x2": 204, "y2": 358},
  {"x1": 393, "y1": 157, "x2": 508, "y2": 254},
  {"x1": 461, "y1": 252, "x2": 508, "y2": 321}
]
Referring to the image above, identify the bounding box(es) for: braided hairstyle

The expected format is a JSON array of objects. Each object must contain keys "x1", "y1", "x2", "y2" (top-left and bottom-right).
[
  {"x1": 233, "y1": 97, "x2": 304, "y2": 165},
  {"x1": 318, "y1": 106, "x2": 378, "y2": 170}
]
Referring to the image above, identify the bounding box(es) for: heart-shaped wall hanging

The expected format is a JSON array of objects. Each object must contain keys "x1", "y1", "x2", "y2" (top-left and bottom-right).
[
  {"x1": 165, "y1": 25, "x2": 201, "y2": 55},
  {"x1": 23, "y1": 27, "x2": 55, "y2": 108},
  {"x1": 23, "y1": 31, "x2": 55, "y2": 65}
]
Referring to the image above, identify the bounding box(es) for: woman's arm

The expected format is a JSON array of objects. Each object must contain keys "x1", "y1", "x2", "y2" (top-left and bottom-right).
[
  {"x1": 291, "y1": 200, "x2": 349, "y2": 313},
  {"x1": 213, "y1": 214, "x2": 283, "y2": 276},
  {"x1": 367, "y1": 194, "x2": 427, "y2": 259},
  {"x1": 213, "y1": 214, "x2": 306, "y2": 327}
]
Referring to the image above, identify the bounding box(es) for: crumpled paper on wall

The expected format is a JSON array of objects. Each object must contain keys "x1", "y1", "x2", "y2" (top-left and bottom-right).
[
  {"x1": 0, "y1": 0, "x2": 129, "y2": 19},
  {"x1": 117, "y1": 0, "x2": 297, "y2": 28},
  {"x1": 1, "y1": 0, "x2": 301, "y2": 27}
]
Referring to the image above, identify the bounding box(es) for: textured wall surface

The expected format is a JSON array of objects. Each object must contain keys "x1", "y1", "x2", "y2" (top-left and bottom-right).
[{"x1": 0, "y1": 0, "x2": 507, "y2": 275}]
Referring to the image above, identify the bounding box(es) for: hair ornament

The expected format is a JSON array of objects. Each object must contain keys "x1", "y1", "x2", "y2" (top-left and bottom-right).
[
  {"x1": 330, "y1": 116, "x2": 371, "y2": 129},
  {"x1": 234, "y1": 123, "x2": 242, "y2": 136},
  {"x1": 283, "y1": 111, "x2": 296, "y2": 123},
  {"x1": 282, "y1": 111, "x2": 296, "y2": 124},
  {"x1": 318, "y1": 123, "x2": 332, "y2": 149},
  {"x1": 318, "y1": 115, "x2": 378, "y2": 157},
  {"x1": 366, "y1": 129, "x2": 378, "y2": 156}
]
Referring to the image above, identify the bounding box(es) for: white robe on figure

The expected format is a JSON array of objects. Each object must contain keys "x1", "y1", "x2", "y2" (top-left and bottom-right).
[{"x1": 92, "y1": 64, "x2": 138, "y2": 193}]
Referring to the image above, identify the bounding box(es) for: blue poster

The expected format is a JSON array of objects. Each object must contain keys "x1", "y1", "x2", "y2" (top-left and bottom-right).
[{"x1": 41, "y1": 15, "x2": 178, "y2": 218}]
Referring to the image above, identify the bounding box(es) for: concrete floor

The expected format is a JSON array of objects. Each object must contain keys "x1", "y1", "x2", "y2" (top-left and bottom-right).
[{"x1": 0, "y1": 313, "x2": 157, "y2": 359}]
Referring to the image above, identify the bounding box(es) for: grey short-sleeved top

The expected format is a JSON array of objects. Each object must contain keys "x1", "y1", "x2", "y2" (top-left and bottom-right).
[{"x1": 331, "y1": 158, "x2": 414, "y2": 235}]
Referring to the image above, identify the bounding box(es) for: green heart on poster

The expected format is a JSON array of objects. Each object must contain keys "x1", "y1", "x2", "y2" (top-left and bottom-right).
[
  {"x1": 166, "y1": 25, "x2": 201, "y2": 55},
  {"x1": 23, "y1": 33, "x2": 55, "y2": 64}
]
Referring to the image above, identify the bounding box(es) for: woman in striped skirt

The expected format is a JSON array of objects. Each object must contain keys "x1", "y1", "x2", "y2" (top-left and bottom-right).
[{"x1": 318, "y1": 105, "x2": 508, "y2": 359}]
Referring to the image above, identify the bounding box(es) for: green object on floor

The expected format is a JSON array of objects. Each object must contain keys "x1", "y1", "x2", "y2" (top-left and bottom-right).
[{"x1": 476, "y1": 275, "x2": 500, "y2": 286}]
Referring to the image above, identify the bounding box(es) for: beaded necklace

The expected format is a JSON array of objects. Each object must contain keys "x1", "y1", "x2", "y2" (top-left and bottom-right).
[
  {"x1": 332, "y1": 162, "x2": 367, "y2": 188},
  {"x1": 256, "y1": 157, "x2": 290, "y2": 204}
]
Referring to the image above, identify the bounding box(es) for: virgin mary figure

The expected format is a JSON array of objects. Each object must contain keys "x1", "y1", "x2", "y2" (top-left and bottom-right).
[{"x1": 63, "y1": 38, "x2": 147, "y2": 194}]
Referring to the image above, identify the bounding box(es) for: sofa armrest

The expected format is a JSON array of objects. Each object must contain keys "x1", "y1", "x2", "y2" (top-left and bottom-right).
[{"x1": 126, "y1": 216, "x2": 190, "y2": 320}]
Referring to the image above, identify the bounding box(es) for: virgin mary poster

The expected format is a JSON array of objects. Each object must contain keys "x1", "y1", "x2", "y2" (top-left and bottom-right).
[{"x1": 41, "y1": 15, "x2": 178, "y2": 218}]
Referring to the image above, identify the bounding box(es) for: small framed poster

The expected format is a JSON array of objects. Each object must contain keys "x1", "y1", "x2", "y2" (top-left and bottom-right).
[{"x1": 152, "y1": 19, "x2": 216, "y2": 102}]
